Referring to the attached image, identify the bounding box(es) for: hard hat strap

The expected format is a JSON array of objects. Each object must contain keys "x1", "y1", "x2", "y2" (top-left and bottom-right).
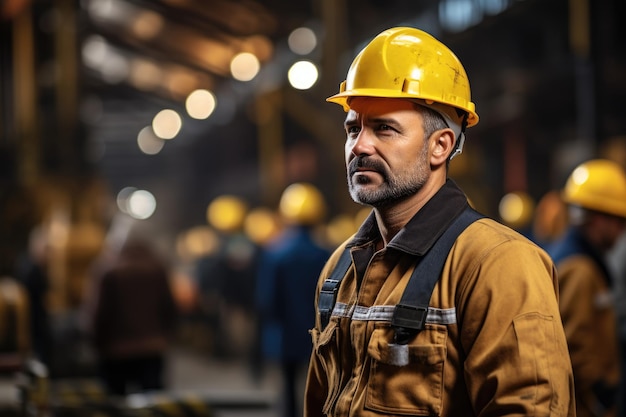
[
  {"x1": 450, "y1": 132, "x2": 465, "y2": 160},
  {"x1": 450, "y1": 113, "x2": 469, "y2": 160}
]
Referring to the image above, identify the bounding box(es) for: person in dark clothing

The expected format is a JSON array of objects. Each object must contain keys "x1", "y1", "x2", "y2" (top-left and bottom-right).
[
  {"x1": 15, "y1": 227, "x2": 52, "y2": 367},
  {"x1": 204, "y1": 195, "x2": 260, "y2": 360},
  {"x1": 84, "y1": 237, "x2": 179, "y2": 396},
  {"x1": 256, "y1": 183, "x2": 331, "y2": 417}
]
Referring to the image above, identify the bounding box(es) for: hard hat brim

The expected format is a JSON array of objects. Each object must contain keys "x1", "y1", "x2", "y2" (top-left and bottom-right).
[{"x1": 326, "y1": 90, "x2": 479, "y2": 128}]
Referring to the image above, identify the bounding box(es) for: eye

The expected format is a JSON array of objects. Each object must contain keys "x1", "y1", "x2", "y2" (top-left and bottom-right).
[
  {"x1": 346, "y1": 125, "x2": 360, "y2": 136},
  {"x1": 375, "y1": 124, "x2": 398, "y2": 136}
]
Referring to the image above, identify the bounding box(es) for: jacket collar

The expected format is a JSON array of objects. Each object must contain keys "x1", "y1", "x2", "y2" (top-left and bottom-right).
[{"x1": 348, "y1": 179, "x2": 470, "y2": 256}]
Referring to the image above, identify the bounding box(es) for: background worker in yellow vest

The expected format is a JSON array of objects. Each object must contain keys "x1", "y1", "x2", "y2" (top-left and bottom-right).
[
  {"x1": 548, "y1": 159, "x2": 626, "y2": 417},
  {"x1": 304, "y1": 26, "x2": 575, "y2": 417}
]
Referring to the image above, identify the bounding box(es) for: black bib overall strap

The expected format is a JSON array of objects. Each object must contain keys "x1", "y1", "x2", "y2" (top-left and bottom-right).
[
  {"x1": 318, "y1": 205, "x2": 484, "y2": 332},
  {"x1": 318, "y1": 248, "x2": 352, "y2": 328},
  {"x1": 392, "y1": 206, "x2": 484, "y2": 343}
]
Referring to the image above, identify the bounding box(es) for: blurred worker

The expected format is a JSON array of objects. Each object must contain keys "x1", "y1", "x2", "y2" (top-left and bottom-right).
[
  {"x1": 14, "y1": 226, "x2": 52, "y2": 367},
  {"x1": 548, "y1": 158, "x2": 625, "y2": 417},
  {"x1": 244, "y1": 206, "x2": 283, "y2": 382},
  {"x1": 607, "y1": 229, "x2": 626, "y2": 417},
  {"x1": 305, "y1": 27, "x2": 575, "y2": 416},
  {"x1": 84, "y1": 236, "x2": 179, "y2": 396},
  {"x1": 256, "y1": 183, "x2": 331, "y2": 417},
  {"x1": 203, "y1": 195, "x2": 260, "y2": 359},
  {"x1": 0, "y1": 277, "x2": 31, "y2": 372},
  {"x1": 531, "y1": 189, "x2": 569, "y2": 250}
]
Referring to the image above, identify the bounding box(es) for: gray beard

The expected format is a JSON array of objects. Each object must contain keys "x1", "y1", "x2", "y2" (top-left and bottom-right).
[
  {"x1": 348, "y1": 176, "x2": 426, "y2": 208},
  {"x1": 346, "y1": 144, "x2": 430, "y2": 207}
]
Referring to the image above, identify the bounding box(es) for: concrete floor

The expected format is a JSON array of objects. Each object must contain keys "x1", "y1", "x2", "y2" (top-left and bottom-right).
[
  {"x1": 165, "y1": 346, "x2": 283, "y2": 417},
  {"x1": 0, "y1": 346, "x2": 288, "y2": 417}
]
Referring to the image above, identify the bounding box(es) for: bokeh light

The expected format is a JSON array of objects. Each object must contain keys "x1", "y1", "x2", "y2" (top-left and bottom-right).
[
  {"x1": 137, "y1": 126, "x2": 165, "y2": 155},
  {"x1": 152, "y1": 109, "x2": 182, "y2": 139},
  {"x1": 186, "y1": 89, "x2": 217, "y2": 120},
  {"x1": 230, "y1": 52, "x2": 260, "y2": 82},
  {"x1": 498, "y1": 191, "x2": 535, "y2": 230},
  {"x1": 288, "y1": 27, "x2": 317, "y2": 55},
  {"x1": 127, "y1": 189, "x2": 157, "y2": 220},
  {"x1": 287, "y1": 60, "x2": 318, "y2": 90},
  {"x1": 116, "y1": 186, "x2": 137, "y2": 214}
]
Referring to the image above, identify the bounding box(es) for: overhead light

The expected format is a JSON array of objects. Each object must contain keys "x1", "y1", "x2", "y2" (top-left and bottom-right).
[
  {"x1": 230, "y1": 52, "x2": 260, "y2": 82},
  {"x1": 152, "y1": 109, "x2": 182, "y2": 139},
  {"x1": 82, "y1": 35, "x2": 130, "y2": 84},
  {"x1": 287, "y1": 60, "x2": 318, "y2": 90},
  {"x1": 132, "y1": 10, "x2": 164, "y2": 40},
  {"x1": 129, "y1": 59, "x2": 162, "y2": 91},
  {"x1": 186, "y1": 89, "x2": 217, "y2": 120},
  {"x1": 137, "y1": 126, "x2": 165, "y2": 155},
  {"x1": 127, "y1": 189, "x2": 157, "y2": 220},
  {"x1": 116, "y1": 186, "x2": 137, "y2": 214},
  {"x1": 288, "y1": 27, "x2": 317, "y2": 55}
]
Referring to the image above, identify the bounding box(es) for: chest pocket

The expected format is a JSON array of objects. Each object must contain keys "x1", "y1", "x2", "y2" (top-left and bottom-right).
[
  {"x1": 311, "y1": 320, "x2": 343, "y2": 415},
  {"x1": 366, "y1": 324, "x2": 447, "y2": 416}
]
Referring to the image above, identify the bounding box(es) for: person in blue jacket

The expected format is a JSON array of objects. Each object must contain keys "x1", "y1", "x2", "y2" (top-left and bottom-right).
[{"x1": 256, "y1": 182, "x2": 331, "y2": 417}]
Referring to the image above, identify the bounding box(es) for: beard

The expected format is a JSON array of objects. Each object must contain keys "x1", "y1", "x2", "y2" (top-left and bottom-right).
[{"x1": 347, "y1": 142, "x2": 430, "y2": 207}]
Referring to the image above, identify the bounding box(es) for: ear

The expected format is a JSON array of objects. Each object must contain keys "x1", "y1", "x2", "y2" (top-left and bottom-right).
[{"x1": 429, "y1": 128, "x2": 456, "y2": 166}]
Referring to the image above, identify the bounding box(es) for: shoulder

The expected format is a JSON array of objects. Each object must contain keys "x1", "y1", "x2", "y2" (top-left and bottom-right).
[
  {"x1": 452, "y1": 217, "x2": 557, "y2": 293},
  {"x1": 459, "y1": 217, "x2": 550, "y2": 259},
  {"x1": 450, "y1": 218, "x2": 562, "y2": 321}
]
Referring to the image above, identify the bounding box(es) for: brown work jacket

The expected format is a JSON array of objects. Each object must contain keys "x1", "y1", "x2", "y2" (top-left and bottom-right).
[{"x1": 305, "y1": 180, "x2": 576, "y2": 417}]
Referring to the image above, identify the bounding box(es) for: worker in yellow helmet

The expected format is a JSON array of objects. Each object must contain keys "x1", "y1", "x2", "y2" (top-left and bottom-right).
[
  {"x1": 204, "y1": 195, "x2": 259, "y2": 360},
  {"x1": 305, "y1": 27, "x2": 575, "y2": 417},
  {"x1": 548, "y1": 159, "x2": 626, "y2": 417},
  {"x1": 256, "y1": 183, "x2": 331, "y2": 417}
]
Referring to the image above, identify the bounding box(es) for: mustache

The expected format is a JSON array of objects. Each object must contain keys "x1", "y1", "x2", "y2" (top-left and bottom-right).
[{"x1": 348, "y1": 157, "x2": 388, "y2": 177}]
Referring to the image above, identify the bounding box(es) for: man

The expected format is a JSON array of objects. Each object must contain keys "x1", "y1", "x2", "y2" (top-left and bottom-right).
[
  {"x1": 256, "y1": 182, "x2": 331, "y2": 417},
  {"x1": 85, "y1": 236, "x2": 179, "y2": 395},
  {"x1": 304, "y1": 27, "x2": 575, "y2": 416},
  {"x1": 548, "y1": 159, "x2": 626, "y2": 417}
]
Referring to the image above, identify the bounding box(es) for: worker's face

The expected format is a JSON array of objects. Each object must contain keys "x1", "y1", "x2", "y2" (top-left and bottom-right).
[
  {"x1": 600, "y1": 214, "x2": 626, "y2": 251},
  {"x1": 344, "y1": 97, "x2": 430, "y2": 207}
]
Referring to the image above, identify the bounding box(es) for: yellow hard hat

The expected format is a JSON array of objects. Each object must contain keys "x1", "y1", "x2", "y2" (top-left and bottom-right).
[
  {"x1": 563, "y1": 159, "x2": 626, "y2": 218},
  {"x1": 279, "y1": 182, "x2": 327, "y2": 226},
  {"x1": 327, "y1": 27, "x2": 479, "y2": 128},
  {"x1": 206, "y1": 195, "x2": 248, "y2": 233}
]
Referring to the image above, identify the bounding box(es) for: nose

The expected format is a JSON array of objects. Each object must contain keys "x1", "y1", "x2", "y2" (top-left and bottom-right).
[{"x1": 348, "y1": 129, "x2": 375, "y2": 157}]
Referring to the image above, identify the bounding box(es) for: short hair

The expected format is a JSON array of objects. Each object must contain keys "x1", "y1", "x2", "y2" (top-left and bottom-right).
[
  {"x1": 413, "y1": 103, "x2": 460, "y2": 164},
  {"x1": 418, "y1": 105, "x2": 449, "y2": 138}
]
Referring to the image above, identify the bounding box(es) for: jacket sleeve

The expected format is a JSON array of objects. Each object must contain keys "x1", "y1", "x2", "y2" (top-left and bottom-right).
[
  {"x1": 304, "y1": 246, "x2": 346, "y2": 417},
  {"x1": 304, "y1": 329, "x2": 329, "y2": 417},
  {"x1": 456, "y1": 236, "x2": 576, "y2": 416}
]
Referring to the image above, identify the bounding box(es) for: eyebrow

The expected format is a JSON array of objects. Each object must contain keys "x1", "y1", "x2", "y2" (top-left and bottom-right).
[{"x1": 344, "y1": 115, "x2": 402, "y2": 128}]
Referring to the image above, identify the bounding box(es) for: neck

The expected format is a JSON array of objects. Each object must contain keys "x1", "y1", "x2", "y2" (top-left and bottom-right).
[{"x1": 374, "y1": 176, "x2": 446, "y2": 246}]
